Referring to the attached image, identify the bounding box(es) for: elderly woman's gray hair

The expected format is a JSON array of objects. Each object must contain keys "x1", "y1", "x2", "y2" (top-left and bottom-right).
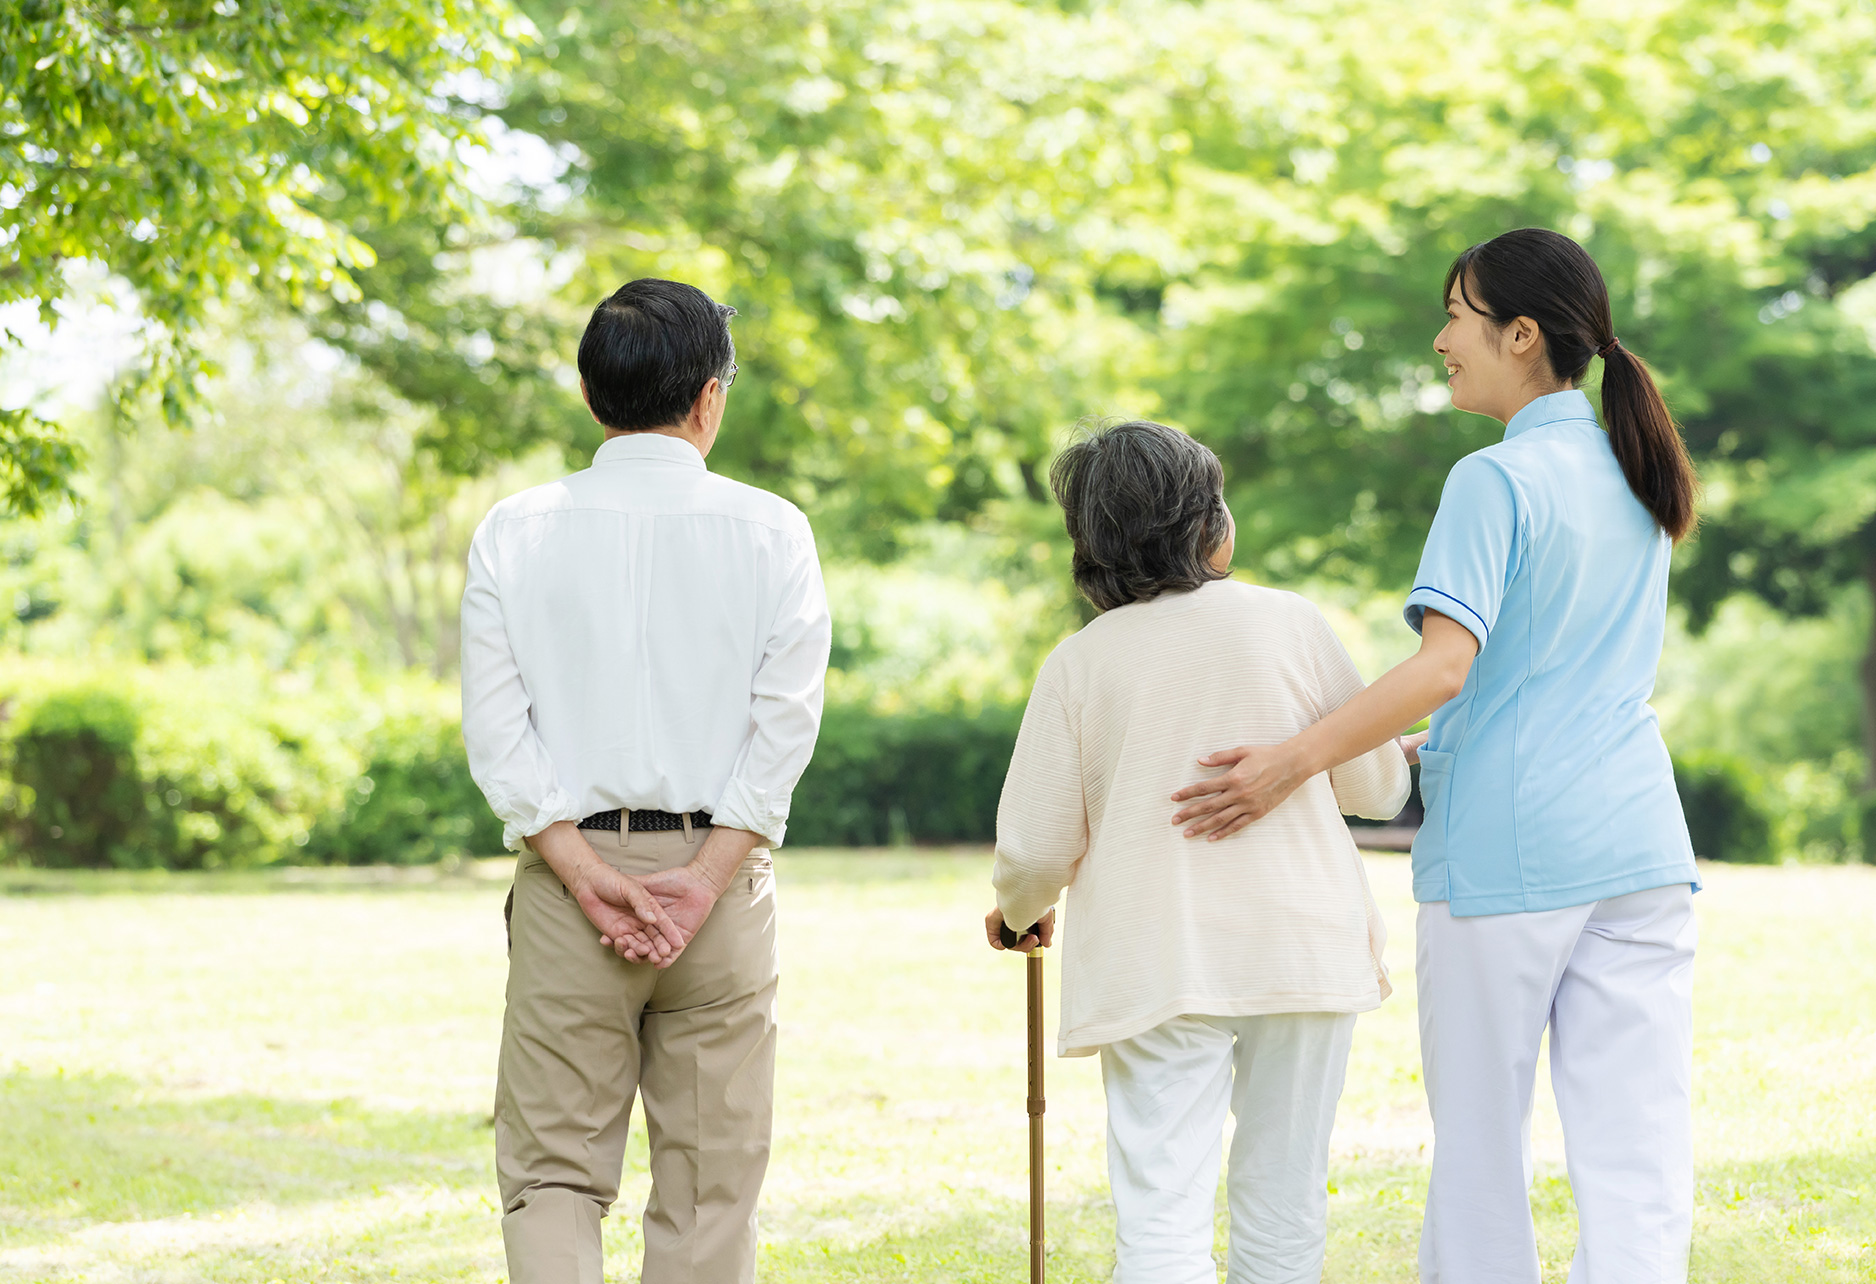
[{"x1": 1048, "y1": 420, "x2": 1231, "y2": 613}]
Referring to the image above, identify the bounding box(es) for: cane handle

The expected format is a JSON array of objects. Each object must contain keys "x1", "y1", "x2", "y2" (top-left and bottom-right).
[{"x1": 999, "y1": 918, "x2": 1043, "y2": 950}]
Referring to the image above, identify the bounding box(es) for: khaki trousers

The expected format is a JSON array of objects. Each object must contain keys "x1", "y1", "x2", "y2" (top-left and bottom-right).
[{"x1": 496, "y1": 828, "x2": 778, "y2": 1284}]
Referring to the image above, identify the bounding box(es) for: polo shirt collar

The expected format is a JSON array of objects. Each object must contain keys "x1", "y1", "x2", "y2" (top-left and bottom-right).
[
  {"x1": 593, "y1": 432, "x2": 708, "y2": 470},
  {"x1": 1503, "y1": 388, "x2": 1597, "y2": 441}
]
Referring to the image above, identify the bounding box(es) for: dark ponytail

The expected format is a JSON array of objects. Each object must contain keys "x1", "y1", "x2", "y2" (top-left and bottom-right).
[{"x1": 1444, "y1": 229, "x2": 1698, "y2": 543}]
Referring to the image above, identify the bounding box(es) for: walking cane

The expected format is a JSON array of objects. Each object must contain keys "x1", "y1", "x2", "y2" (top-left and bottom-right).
[{"x1": 1000, "y1": 918, "x2": 1047, "y2": 1283}]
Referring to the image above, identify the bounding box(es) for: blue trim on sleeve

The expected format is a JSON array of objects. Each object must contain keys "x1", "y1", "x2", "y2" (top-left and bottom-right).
[{"x1": 1410, "y1": 586, "x2": 1490, "y2": 640}]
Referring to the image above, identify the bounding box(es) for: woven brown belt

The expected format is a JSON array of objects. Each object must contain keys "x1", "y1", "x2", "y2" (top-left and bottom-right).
[{"x1": 577, "y1": 808, "x2": 714, "y2": 834}]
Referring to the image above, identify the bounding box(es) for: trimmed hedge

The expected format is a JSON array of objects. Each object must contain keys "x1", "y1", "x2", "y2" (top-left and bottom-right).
[
  {"x1": 0, "y1": 683, "x2": 1026, "y2": 862},
  {"x1": 302, "y1": 715, "x2": 503, "y2": 865},
  {"x1": 0, "y1": 667, "x2": 489, "y2": 869},
  {"x1": 0, "y1": 662, "x2": 1805, "y2": 867},
  {"x1": 7, "y1": 688, "x2": 149, "y2": 867},
  {"x1": 787, "y1": 704, "x2": 1023, "y2": 846},
  {"x1": 2, "y1": 673, "x2": 344, "y2": 869},
  {"x1": 1672, "y1": 751, "x2": 1775, "y2": 864}
]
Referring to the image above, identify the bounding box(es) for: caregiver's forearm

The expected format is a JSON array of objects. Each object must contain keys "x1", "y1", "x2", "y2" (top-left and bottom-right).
[{"x1": 1291, "y1": 612, "x2": 1477, "y2": 776}]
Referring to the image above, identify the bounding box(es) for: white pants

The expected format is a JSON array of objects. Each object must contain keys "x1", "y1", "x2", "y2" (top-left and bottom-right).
[
  {"x1": 1417, "y1": 883, "x2": 1696, "y2": 1284},
  {"x1": 1100, "y1": 1012, "x2": 1357, "y2": 1284}
]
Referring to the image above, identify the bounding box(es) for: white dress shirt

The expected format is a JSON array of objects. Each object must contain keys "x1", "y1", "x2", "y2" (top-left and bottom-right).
[{"x1": 460, "y1": 432, "x2": 832, "y2": 850}]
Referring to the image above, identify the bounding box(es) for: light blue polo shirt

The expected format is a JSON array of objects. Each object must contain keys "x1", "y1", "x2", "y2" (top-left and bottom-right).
[{"x1": 1404, "y1": 389, "x2": 1698, "y2": 917}]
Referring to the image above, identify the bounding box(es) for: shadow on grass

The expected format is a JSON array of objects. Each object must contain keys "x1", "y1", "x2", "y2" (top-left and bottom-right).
[
  {"x1": 757, "y1": 1192, "x2": 1116, "y2": 1284},
  {"x1": 0, "y1": 1068, "x2": 491, "y2": 1237},
  {"x1": 752, "y1": 1163, "x2": 1437, "y2": 1284},
  {"x1": 6, "y1": 1067, "x2": 1868, "y2": 1283}
]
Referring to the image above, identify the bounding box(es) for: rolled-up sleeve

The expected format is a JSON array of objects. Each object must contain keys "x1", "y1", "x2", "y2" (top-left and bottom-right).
[
  {"x1": 1404, "y1": 454, "x2": 1522, "y2": 650},
  {"x1": 460, "y1": 519, "x2": 583, "y2": 851},
  {"x1": 992, "y1": 660, "x2": 1088, "y2": 932},
  {"x1": 711, "y1": 520, "x2": 833, "y2": 847}
]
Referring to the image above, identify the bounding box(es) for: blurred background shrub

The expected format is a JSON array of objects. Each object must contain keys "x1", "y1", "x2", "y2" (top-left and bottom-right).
[
  {"x1": 788, "y1": 704, "x2": 1024, "y2": 847},
  {"x1": 6, "y1": 687, "x2": 148, "y2": 867},
  {"x1": 0, "y1": 662, "x2": 479, "y2": 869},
  {"x1": 0, "y1": 664, "x2": 348, "y2": 869},
  {"x1": 1672, "y1": 752, "x2": 1776, "y2": 865},
  {"x1": 0, "y1": 644, "x2": 1850, "y2": 865},
  {"x1": 302, "y1": 714, "x2": 504, "y2": 866}
]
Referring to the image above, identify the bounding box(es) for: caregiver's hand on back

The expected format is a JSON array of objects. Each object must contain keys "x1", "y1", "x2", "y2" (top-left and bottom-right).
[{"x1": 1172, "y1": 610, "x2": 1479, "y2": 840}]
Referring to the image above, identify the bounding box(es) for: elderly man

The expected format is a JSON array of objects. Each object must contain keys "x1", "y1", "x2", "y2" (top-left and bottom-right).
[{"x1": 461, "y1": 278, "x2": 831, "y2": 1284}]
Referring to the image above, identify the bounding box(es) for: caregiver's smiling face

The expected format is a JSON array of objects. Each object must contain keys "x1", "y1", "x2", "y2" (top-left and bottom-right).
[{"x1": 1434, "y1": 278, "x2": 1506, "y2": 418}]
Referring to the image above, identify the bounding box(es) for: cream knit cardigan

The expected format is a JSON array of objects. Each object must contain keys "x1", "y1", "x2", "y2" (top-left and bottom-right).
[{"x1": 993, "y1": 579, "x2": 1412, "y2": 1056}]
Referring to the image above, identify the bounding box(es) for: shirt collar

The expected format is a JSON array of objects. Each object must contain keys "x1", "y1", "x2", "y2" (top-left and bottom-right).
[
  {"x1": 1503, "y1": 388, "x2": 1598, "y2": 441},
  {"x1": 592, "y1": 432, "x2": 709, "y2": 471}
]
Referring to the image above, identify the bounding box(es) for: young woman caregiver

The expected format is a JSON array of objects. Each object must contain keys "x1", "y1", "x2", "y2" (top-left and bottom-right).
[{"x1": 1168, "y1": 227, "x2": 1701, "y2": 1283}]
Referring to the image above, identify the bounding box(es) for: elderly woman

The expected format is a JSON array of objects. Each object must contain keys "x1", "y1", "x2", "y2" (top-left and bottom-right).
[{"x1": 986, "y1": 420, "x2": 1410, "y2": 1284}]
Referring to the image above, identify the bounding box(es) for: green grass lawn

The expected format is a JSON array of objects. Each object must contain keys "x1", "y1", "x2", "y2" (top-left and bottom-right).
[{"x1": 0, "y1": 852, "x2": 1871, "y2": 1282}]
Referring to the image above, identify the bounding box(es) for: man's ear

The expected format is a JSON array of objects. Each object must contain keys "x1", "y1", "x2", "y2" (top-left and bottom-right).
[
  {"x1": 580, "y1": 378, "x2": 603, "y2": 426},
  {"x1": 686, "y1": 378, "x2": 721, "y2": 430}
]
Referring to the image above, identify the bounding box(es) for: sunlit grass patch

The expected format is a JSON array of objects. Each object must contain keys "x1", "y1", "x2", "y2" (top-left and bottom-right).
[{"x1": 0, "y1": 853, "x2": 1872, "y2": 1281}]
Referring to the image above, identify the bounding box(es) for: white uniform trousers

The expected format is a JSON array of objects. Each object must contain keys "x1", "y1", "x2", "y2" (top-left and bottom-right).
[
  {"x1": 1100, "y1": 1012, "x2": 1358, "y2": 1284},
  {"x1": 1416, "y1": 882, "x2": 1696, "y2": 1284}
]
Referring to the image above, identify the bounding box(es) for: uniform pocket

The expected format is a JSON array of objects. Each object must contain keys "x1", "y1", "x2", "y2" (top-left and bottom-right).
[{"x1": 1415, "y1": 748, "x2": 1455, "y2": 847}]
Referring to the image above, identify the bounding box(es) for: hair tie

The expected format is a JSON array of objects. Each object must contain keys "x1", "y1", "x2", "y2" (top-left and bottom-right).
[{"x1": 1597, "y1": 337, "x2": 1621, "y2": 358}]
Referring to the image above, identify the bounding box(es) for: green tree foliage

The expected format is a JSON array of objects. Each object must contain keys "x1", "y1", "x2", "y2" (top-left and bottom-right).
[
  {"x1": 0, "y1": 312, "x2": 560, "y2": 676},
  {"x1": 1128, "y1": 1, "x2": 1876, "y2": 780},
  {"x1": 1148, "y1": 1, "x2": 1872, "y2": 572},
  {"x1": 11, "y1": 0, "x2": 1876, "y2": 858},
  {"x1": 329, "y1": 0, "x2": 1175, "y2": 556},
  {"x1": 0, "y1": 0, "x2": 526, "y2": 509}
]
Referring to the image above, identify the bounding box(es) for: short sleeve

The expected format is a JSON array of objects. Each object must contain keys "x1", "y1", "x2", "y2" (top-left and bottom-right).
[{"x1": 1404, "y1": 454, "x2": 1521, "y2": 649}]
